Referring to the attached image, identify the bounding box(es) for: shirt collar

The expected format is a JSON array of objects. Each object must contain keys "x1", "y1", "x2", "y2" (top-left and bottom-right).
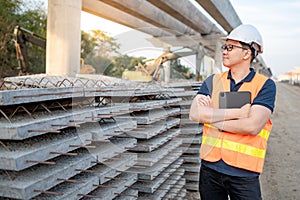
[{"x1": 227, "y1": 68, "x2": 255, "y2": 83}]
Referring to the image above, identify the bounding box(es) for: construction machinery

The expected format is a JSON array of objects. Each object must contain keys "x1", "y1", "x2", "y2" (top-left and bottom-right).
[
  {"x1": 14, "y1": 25, "x2": 46, "y2": 75},
  {"x1": 122, "y1": 50, "x2": 196, "y2": 82},
  {"x1": 14, "y1": 26, "x2": 96, "y2": 76}
]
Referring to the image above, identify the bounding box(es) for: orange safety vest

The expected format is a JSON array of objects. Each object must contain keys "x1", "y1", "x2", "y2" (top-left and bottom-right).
[{"x1": 200, "y1": 71, "x2": 272, "y2": 173}]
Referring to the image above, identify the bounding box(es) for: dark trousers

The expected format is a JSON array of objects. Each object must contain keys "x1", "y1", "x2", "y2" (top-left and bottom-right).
[{"x1": 199, "y1": 165, "x2": 262, "y2": 200}]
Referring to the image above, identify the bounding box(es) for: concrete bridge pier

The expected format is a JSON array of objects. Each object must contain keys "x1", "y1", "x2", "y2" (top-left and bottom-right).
[
  {"x1": 214, "y1": 40, "x2": 223, "y2": 73},
  {"x1": 195, "y1": 44, "x2": 205, "y2": 81},
  {"x1": 46, "y1": 0, "x2": 82, "y2": 77}
]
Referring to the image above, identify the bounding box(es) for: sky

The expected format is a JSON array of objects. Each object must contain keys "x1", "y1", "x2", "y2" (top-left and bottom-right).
[{"x1": 40, "y1": 0, "x2": 300, "y2": 77}]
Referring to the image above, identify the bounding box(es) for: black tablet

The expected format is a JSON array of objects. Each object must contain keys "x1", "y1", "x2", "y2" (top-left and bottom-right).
[{"x1": 219, "y1": 91, "x2": 251, "y2": 109}]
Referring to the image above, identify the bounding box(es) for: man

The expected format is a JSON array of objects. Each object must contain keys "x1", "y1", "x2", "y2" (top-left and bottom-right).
[{"x1": 189, "y1": 24, "x2": 276, "y2": 200}]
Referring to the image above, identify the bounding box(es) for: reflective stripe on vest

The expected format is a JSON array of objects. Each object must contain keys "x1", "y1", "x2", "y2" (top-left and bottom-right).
[
  {"x1": 203, "y1": 124, "x2": 270, "y2": 158},
  {"x1": 200, "y1": 71, "x2": 273, "y2": 173}
]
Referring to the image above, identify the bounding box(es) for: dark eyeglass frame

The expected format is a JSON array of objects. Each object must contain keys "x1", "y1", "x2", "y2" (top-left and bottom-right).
[{"x1": 221, "y1": 44, "x2": 249, "y2": 51}]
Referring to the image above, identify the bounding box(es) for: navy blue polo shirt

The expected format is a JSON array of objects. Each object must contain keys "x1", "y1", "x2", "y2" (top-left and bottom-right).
[{"x1": 197, "y1": 68, "x2": 276, "y2": 177}]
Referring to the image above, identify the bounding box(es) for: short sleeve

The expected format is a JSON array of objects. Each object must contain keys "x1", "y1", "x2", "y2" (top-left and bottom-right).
[
  {"x1": 252, "y1": 79, "x2": 276, "y2": 112},
  {"x1": 197, "y1": 74, "x2": 214, "y2": 96}
]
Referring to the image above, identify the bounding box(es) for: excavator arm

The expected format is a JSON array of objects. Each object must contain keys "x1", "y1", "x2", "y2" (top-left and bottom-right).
[
  {"x1": 145, "y1": 50, "x2": 197, "y2": 81},
  {"x1": 14, "y1": 25, "x2": 46, "y2": 75},
  {"x1": 122, "y1": 49, "x2": 196, "y2": 82}
]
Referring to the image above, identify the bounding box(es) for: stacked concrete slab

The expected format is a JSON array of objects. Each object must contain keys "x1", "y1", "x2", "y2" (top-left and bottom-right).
[
  {"x1": 166, "y1": 81, "x2": 203, "y2": 191},
  {"x1": 0, "y1": 76, "x2": 186, "y2": 199}
]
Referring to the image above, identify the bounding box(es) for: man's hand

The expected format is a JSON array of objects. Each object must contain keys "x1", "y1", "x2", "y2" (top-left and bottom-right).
[{"x1": 196, "y1": 95, "x2": 212, "y2": 107}]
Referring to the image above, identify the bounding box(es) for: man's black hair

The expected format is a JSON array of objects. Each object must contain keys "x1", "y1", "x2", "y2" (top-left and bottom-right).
[{"x1": 239, "y1": 41, "x2": 257, "y2": 63}]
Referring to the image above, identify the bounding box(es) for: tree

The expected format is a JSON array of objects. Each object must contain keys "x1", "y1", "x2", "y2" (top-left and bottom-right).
[
  {"x1": 81, "y1": 29, "x2": 122, "y2": 76},
  {"x1": 0, "y1": 0, "x2": 22, "y2": 77},
  {"x1": 0, "y1": 0, "x2": 46, "y2": 77},
  {"x1": 171, "y1": 59, "x2": 195, "y2": 79}
]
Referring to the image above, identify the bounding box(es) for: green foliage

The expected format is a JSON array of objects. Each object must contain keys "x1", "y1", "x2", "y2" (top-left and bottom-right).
[
  {"x1": 171, "y1": 60, "x2": 195, "y2": 79},
  {"x1": 0, "y1": 0, "x2": 22, "y2": 77},
  {"x1": 82, "y1": 30, "x2": 146, "y2": 78},
  {"x1": 0, "y1": 0, "x2": 46, "y2": 77},
  {"x1": 81, "y1": 31, "x2": 97, "y2": 59},
  {"x1": 106, "y1": 55, "x2": 145, "y2": 78},
  {"x1": 81, "y1": 30, "x2": 120, "y2": 59}
]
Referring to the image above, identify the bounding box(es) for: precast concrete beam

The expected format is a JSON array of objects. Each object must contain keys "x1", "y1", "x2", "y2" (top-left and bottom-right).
[
  {"x1": 177, "y1": 187, "x2": 187, "y2": 199},
  {"x1": 82, "y1": 0, "x2": 172, "y2": 37},
  {"x1": 180, "y1": 118, "x2": 201, "y2": 126},
  {"x1": 138, "y1": 167, "x2": 184, "y2": 199},
  {"x1": 185, "y1": 181, "x2": 199, "y2": 191},
  {"x1": 166, "y1": 107, "x2": 181, "y2": 116},
  {"x1": 136, "y1": 138, "x2": 182, "y2": 167},
  {"x1": 89, "y1": 138, "x2": 136, "y2": 162},
  {"x1": 0, "y1": 106, "x2": 112, "y2": 140},
  {"x1": 148, "y1": 35, "x2": 220, "y2": 62},
  {"x1": 122, "y1": 118, "x2": 179, "y2": 142},
  {"x1": 0, "y1": 131, "x2": 91, "y2": 171},
  {"x1": 138, "y1": 107, "x2": 178, "y2": 124},
  {"x1": 184, "y1": 144, "x2": 201, "y2": 154},
  {"x1": 134, "y1": 159, "x2": 183, "y2": 193},
  {"x1": 32, "y1": 173, "x2": 99, "y2": 200},
  {"x1": 254, "y1": 55, "x2": 267, "y2": 69},
  {"x1": 86, "y1": 173, "x2": 137, "y2": 199},
  {"x1": 178, "y1": 100, "x2": 193, "y2": 107},
  {"x1": 166, "y1": 117, "x2": 180, "y2": 129},
  {"x1": 182, "y1": 154, "x2": 201, "y2": 163},
  {"x1": 76, "y1": 74, "x2": 139, "y2": 87},
  {"x1": 82, "y1": 153, "x2": 136, "y2": 185},
  {"x1": 88, "y1": 120, "x2": 137, "y2": 141},
  {"x1": 180, "y1": 108, "x2": 191, "y2": 115},
  {"x1": 184, "y1": 172, "x2": 200, "y2": 182},
  {"x1": 129, "y1": 99, "x2": 180, "y2": 111},
  {"x1": 116, "y1": 108, "x2": 171, "y2": 125},
  {"x1": 179, "y1": 134, "x2": 202, "y2": 145},
  {"x1": 98, "y1": 0, "x2": 198, "y2": 36},
  {"x1": 147, "y1": 0, "x2": 222, "y2": 35},
  {"x1": 114, "y1": 188, "x2": 138, "y2": 200},
  {"x1": 168, "y1": 90, "x2": 196, "y2": 98},
  {"x1": 183, "y1": 163, "x2": 201, "y2": 173},
  {"x1": 195, "y1": 0, "x2": 242, "y2": 32},
  {"x1": 137, "y1": 151, "x2": 183, "y2": 180},
  {"x1": 0, "y1": 149, "x2": 96, "y2": 200},
  {"x1": 0, "y1": 87, "x2": 84, "y2": 106},
  {"x1": 180, "y1": 126, "x2": 203, "y2": 135},
  {"x1": 164, "y1": 178, "x2": 186, "y2": 199},
  {"x1": 129, "y1": 129, "x2": 180, "y2": 152},
  {"x1": 163, "y1": 81, "x2": 202, "y2": 89},
  {"x1": 85, "y1": 87, "x2": 163, "y2": 98},
  {"x1": 124, "y1": 120, "x2": 168, "y2": 139}
]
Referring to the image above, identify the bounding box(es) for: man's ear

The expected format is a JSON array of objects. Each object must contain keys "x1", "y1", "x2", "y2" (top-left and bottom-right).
[{"x1": 243, "y1": 49, "x2": 252, "y2": 60}]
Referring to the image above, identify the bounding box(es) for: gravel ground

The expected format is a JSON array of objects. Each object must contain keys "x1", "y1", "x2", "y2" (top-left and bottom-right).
[
  {"x1": 260, "y1": 82, "x2": 300, "y2": 199},
  {"x1": 186, "y1": 191, "x2": 200, "y2": 199}
]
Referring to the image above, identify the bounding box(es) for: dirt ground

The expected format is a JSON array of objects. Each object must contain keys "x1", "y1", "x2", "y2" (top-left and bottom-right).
[
  {"x1": 186, "y1": 82, "x2": 300, "y2": 200},
  {"x1": 260, "y1": 82, "x2": 300, "y2": 199}
]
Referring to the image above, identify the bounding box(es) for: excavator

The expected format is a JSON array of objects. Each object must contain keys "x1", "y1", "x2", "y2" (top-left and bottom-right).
[
  {"x1": 14, "y1": 25, "x2": 195, "y2": 80},
  {"x1": 122, "y1": 50, "x2": 196, "y2": 82},
  {"x1": 14, "y1": 25, "x2": 46, "y2": 75},
  {"x1": 14, "y1": 25, "x2": 95, "y2": 75}
]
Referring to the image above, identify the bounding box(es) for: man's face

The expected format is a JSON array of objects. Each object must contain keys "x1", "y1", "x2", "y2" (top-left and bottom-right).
[{"x1": 222, "y1": 39, "x2": 248, "y2": 68}]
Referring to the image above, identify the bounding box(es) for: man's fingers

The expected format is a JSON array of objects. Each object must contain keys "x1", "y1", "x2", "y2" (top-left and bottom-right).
[{"x1": 197, "y1": 96, "x2": 210, "y2": 106}]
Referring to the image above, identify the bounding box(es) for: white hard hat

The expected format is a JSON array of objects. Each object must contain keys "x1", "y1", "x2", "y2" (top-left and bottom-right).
[{"x1": 223, "y1": 24, "x2": 263, "y2": 53}]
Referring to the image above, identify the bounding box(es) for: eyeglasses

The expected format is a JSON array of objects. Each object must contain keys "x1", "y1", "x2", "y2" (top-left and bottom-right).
[{"x1": 221, "y1": 44, "x2": 249, "y2": 51}]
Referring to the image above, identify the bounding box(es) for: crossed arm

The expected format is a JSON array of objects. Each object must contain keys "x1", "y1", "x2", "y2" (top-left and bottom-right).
[{"x1": 189, "y1": 94, "x2": 271, "y2": 135}]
